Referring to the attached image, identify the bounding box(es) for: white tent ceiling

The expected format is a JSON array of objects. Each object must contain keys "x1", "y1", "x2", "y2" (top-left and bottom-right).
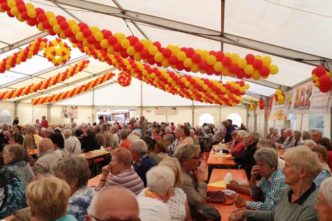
[{"x1": 0, "y1": 0, "x2": 331, "y2": 107}]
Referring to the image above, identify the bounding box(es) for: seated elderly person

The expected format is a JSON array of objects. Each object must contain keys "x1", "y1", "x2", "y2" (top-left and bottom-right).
[
  {"x1": 230, "y1": 146, "x2": 321, "y2": 221},
  {"x1": 230, "y1": 130, "x2": 248, "y2": 157},
  {"x1": 137, "y1": 165, "x2": 174, "y2": 221},
  {"x1": 316, "y1": 177, "x2": 332, "y2": 221},
  {"x1": 0, "y1": 163, "x2": 25, "y2": 218},
  {"x1": 174, "y1": 144, "x2": 207, "y2": 216},
  {"x1": 228, "y1": 148, "x2": 286, "y2": 211},
  {"x1": 1, "y1": 144, "x2": 34, "y2": 188},
  {"x1": 26, "y1": 177, "x2": 76, "y2": 221},
  {"x1": 234, "y1": 132, "x2": 260, "y2": 179},
  {"x1": 86, "y1": 186, "x2": 140, "y2": 221},
  {"x1": 97, "y1": 148, "x2": 144, "y2": 195},
  {"x1": 257, "y1": 138, "x2": 285, "y2": 170},
  {"x1": 33, "y1": 138, "x2": 62, "y2": 175},
  {"x1": 159, "y1": 157, "x2": 192, "y2": 221},
  {"x1": 53, "y1": 155, "x2": 94, "y2": 221},
  {"x1": 63, "y1": 128, "x2": 81, "y2": 155},
  {"x1": 129, "y1": 139, "x2": 157, "y2": 186},
  {"x1": 311, "y1": 145, "x2": 331, "y2": 187}
]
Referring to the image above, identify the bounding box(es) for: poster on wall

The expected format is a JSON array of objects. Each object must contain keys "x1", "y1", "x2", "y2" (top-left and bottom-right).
[
  {"x1": 61, "y1": 106, "x2": 78, "y2": 119},
  {"x1": 293, "y1": 83, "x2": 312, "y2": 110}
]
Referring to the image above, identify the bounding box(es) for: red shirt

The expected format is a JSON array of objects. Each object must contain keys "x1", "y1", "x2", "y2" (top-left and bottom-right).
[
  {"x1": 41, "y1": 119, "x2": 48, "y2": 128},
  {"x1": 119, "y1": 139, "x2": 130, "y2": 149},
  {"x1": 231, "y1": 142, "x2": 246, "y2": 155}
]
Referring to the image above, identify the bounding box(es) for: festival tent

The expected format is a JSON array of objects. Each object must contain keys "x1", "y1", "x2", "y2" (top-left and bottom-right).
[{"x1": 0, "y1": 0, "x2": 331, "y2": 129}]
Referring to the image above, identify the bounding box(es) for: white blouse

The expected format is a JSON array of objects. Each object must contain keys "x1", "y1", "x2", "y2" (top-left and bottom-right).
[{"x1": 166, "y1": 187, "x2": 187, "y2": 221}]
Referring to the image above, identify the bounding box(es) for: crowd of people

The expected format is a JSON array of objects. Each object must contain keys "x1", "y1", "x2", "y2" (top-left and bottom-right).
[{"x1": 0, "y1": 116, "x2": 331, "y2": 221}]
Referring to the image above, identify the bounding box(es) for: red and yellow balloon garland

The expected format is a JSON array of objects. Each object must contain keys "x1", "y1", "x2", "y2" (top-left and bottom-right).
[
  {"x1": 274, "y1": 89, "x2": 285, "y2": 105},
  {"x1": 117, "y1": 71, "x2": 131, "y2": 87},
  {"x1": 76, "y1": 43, "x2": 249, "y2": 105},
  {"x1": 0, "y1": 38, "x2": 47, "y2": 73},
  {"x1": 311, "y1": 66, "x2": 332, "y2": 93},
  {"x1": 0, "y1": 60, "x2": 89, "y2": 100},
  {"x1": 32, "y1": 72, "x2": 115, "y2": 105},
  {"x1": 44, "y1": 38, "x2": 71, "y2": 66},
  {"x1": 0, "y1": 0, "x2": 279, "y2": 79}
]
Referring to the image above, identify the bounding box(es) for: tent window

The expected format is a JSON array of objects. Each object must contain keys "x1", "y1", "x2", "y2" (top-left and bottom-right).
[
  {"x1": 227, "y1": 113, "x2": 242, "y2": 127},
  {"x1": 199, "y1": 113, "x2": 214, "y2": 126},
  {"x1": 308, "y1": 114, "x2": 324, "y2": 133}
]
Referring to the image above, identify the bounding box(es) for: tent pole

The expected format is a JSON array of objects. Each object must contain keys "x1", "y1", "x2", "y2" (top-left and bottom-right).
[
  {"x1": 192, "y1": 101, "x2": 195, "y2": 127},
  {"x1": 47, "y1": 104, "x2": 51, "y2": 125}
]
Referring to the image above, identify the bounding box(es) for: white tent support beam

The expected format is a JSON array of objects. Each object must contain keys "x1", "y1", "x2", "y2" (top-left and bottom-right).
[
  {"x1": 49, "y1": 0, "x2": 331, "y2": 67},
  {"x1": 16, "y1": 67, "x2": 117, "y2": 102},
  {"x1": 0, "y1": 55, "x2": 89, "y2": 89},
  {"x1": 0, "y1": 32, "x2": 48, "y2": 54}
]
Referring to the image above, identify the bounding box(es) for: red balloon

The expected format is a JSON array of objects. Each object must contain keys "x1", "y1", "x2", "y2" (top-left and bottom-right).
[
  {"x1": 221, "y1": 56, "x2": 231, "y2": 67},
  {"x1": 215, "y1": 52, "x2": 224, "y2": 61},
  {"x1": 108, "y1": 36, "x2": 117, "y2": 45},
  {"x1": 245, "y1": 54, "x2": 255, "y2": 64},
  {"x1": 260, "y1": 66, "x2": 270, "y2": 76},
  {"x1": 128, "y1": 36, "x2": 139, "y2": 45},
  {"x1": 253, "y1": 60, "x2": 263, "y2": 69},
  {"x1": 313, "y1": 66, "x2": 326, "y2": 77},
  {"x1": 191, "y1": 53, "x2": 201, "y2": 63},
  {"x1": 168, "y1": 56, "x2": 178, "y2": 65},
  {"x1": 101, "y1": 30, "x2": 112, "y2": 38},
  {"x1": 185, "y1": 48, "x2": 195, "y2": 57},
  {"x1": 199, "y1": 60, "x2": 208, "y2": 70},
  {"x1": 162, "y1": 48, "x2": 172, "y2": 58},
  {"x1": 319, "y1": 75, "x2": 332, "y2": 93}
]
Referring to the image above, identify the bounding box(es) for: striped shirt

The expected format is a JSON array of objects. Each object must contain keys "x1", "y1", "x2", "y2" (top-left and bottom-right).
[
  {"x1": 247, "y1": 169, "x2": 286, "y2": 210},
  {"x1": 106, "y1": 168, "x2": 144, "y2": 195}
]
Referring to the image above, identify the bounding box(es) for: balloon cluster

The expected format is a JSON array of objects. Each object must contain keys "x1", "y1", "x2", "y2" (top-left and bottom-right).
[
  {"x1": 0, "y1": 38, "x2": 47, "y2": 73},
  {"x1": 311, "y1": 66, "x2": 332, "y2": 93},
  {"x1": 0, "y1": 60, "x2": 89, "y2": 100},
  {"x1": 117, "y1": 71, "x2": 131, "y2": 87},
  {"x1": 0, "y1": 0, "x2": 279, "y2": 79},
  {"x1": 32, "y1": 72, "x2": 115, "y2": 105},
  {"x1": 274, "y1": 89, "x2": 285, "y2": 105},
  {"x1": 44, "y1": 38, "x2": 71, "y2": 66},
  {"x1": 76, "y1": 43, "x2": 249, "y2": 105},
  {"x1": 258, "y1": 98, "x2": 264, "y2": 110}
]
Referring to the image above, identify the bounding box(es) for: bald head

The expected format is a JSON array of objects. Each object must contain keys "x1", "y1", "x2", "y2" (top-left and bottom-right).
[
  {"x1": 38, "y1": 138, "x2": 54, "y2": 153},
  {"x1": 87, "y1": 186, "x2": 139, "y2": 221}
]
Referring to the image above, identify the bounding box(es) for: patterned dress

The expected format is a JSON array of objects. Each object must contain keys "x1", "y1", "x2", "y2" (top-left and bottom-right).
[{"x1": 68, "y1": 186, "x2": 94, "y2": 221}]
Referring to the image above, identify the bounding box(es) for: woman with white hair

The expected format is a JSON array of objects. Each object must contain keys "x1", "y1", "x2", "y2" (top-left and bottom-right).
[
  {"x1": 137, "y1": 165, "x2": 175, "y2": 221},
  {"x1": 228, "y1": 148, "x2": 285, "y2": 211},
  {"x1": 316, "y1": 177, "x2": 332, "y2": 221},
  {"x1": 63, "y1": 128, "x2": 81, "y2": 155},
  {"x1": 230, "y1": 146, "x2": 321, "y2": 221}
]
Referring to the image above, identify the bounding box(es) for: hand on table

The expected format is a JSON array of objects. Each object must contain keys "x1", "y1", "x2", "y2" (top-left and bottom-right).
[
  {"x1": 234, "y1": 195, "x2": 247, "y2": 208},
  {"x1": 226, "y1": 180, "x2": 241, "y2": 191},
  {"x1": 229, "y1": 209, "x2": 246, "y2": 221}
]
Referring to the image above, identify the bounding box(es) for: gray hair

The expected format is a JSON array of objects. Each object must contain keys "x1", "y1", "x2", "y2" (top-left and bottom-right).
[
  {"x1": 53, "y1": 155, "x2": 90, "y2": 188},
  {"x1": 254, "y1": 148, "x2": 278, "y2": 168},
  {"x1": 3, "y1": 144, "x2": 25, "y2": 161},
  {"x1": 319, "y1": 177, "x2": 332, "y2": 206},
  {"x1": 174, "y1": 144, "x2": 200, "y2": 162},
  {"x1": 303, "y1": 139, "x2": 316, "y2": 149},
  {"x1": 146, "y1": 166, "x2": 175, "y2": 196},
  {"x1": 63, "y1": 128, "x2": 73, "y2": 138},
  {"x1": 237, "y1": 130, "x2": 249, "y2": 139},
  {"x1": 163, "y1": 134, "x2": 175, "y2": 142},
  {"x1": 283, "y1": 146, "x2": 322, "y2": 182},
  {"x1": 129, "y1": 139, "x2": 148, "y2": 155}
]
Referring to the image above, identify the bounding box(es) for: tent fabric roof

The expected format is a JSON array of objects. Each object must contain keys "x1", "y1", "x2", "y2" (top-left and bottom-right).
[{"x1": 0, "y1": 0, "x2": 331, "y2": 106}]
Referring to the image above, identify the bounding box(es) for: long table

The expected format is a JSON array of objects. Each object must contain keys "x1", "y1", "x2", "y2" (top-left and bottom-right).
[
  {"x1": 81, "y1": 150, "x2": 110, "y2": 176},
  {"x1": 208, "y1": 169, "x2": 250, "y2": 221},
  {"x1": 207, "y1": 151, "x2": 237, "y2": 179}
]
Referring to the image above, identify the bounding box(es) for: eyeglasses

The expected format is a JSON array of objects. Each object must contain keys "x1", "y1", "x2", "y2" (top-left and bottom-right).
[{"x1": 89, "y1": 215, "x2": 141, "y2": 221}]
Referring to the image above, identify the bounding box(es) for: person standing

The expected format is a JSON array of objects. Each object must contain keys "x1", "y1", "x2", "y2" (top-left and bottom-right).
[{"x1": 41, "y1": 116, "x2": 49, "y2": 128}]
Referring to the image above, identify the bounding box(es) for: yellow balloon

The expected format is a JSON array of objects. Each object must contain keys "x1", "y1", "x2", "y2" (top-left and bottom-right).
[
  {"x1": 213, "y1": 62, "x2": 223, "y2": 72},
  {"x1": 191, "y1": 64, "x2": 199, "y2": 73},
  {"x1": 237, "y1": 59, "x2": 247, "y2": 68},
  {"x1": 7, "y1": 0, "x2": 16, "y2": 8},
  {"x1": 154, "y1": 52, "x2": 163, "y2": 62},
  {"x1": 176, "y1": 51, "x2": 186, "y2": 61},
  {"x1": 100, "y1": 39, "x2": 109, "y2": 49},
  {"x1": 270, "y1": 65, "x2": 279, "y2": 74},
  {"x1": 45, "y1": 12, "x2": 55, "y2": 19},
  {"x1": 207, "y1": 55, "x2": 216, "y2": 65},
  {"x1": 75, "y1": 32, "x2": 84, "y2": 41},
  {"x1": 10, "y1": 7, "x2": 19, "y2": 17},
  {"x1": 53, "y1": 25, "x2": 62, "y2": 34},
  {"x1": 134, "y1": 53, "x2": 141, "y2": 61},
  {"x1": 183, "y1": 58, "x2": 193, "y2": 68},
  {"x1": 94, "y1": 32, "x2": 104, "y2": 42},
  {"x1": 27, "y1": 9, "x2": 36, "y2": 18},
  {"x1": 162, "y1": 60, "x2": 170, "y2": 67},
  {"x1": 244, "y1": 65, "x2": 254, "y2": 75},
  {"x1": 148, "y1": 46, "x2": 158, "y2": 55},
  {"x1": 107, "y1": 46, "x2": 115, "y2": 55},
  {"x1": 262, "y1": 56, "x2": 272, "y2": 66}
]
